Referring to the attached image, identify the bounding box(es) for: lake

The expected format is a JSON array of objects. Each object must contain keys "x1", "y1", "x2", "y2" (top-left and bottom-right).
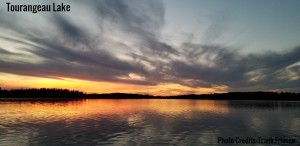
[{"x1": 0, "y1": 99, "x2": 299, "y2": 146}]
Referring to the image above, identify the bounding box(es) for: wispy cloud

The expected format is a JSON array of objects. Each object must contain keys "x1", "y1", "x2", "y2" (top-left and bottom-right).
[{"x1": 0, "y1": 0, "x2": 299, "y2": 92}]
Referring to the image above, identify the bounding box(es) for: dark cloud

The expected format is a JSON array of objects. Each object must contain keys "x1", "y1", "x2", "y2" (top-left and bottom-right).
[
  {"x1": 0, "y1": 48, "x2": 14, "y2": 55},
  {"x1": 0, "y1": 0, "x2": 162, "y2": 86},
  {"x1": 53, "y1": 14, "x2": 87, "y2": 43},
  {"x1": 0, "y1": 0, "x2": 299, "y2": 92},
  {"x1": 168, "y1": 45, "x2": 300, "y2": 91},
  {"x1": 91, "y1": 0, "x2": 164, "y2": 36}
]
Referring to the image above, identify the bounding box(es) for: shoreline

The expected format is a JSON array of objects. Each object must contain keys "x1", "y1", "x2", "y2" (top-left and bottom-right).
[
  {"x1": 1, "y1": 89, "x2": 299, "y2": 101},
  {"x1": 0, "y1": 97, "x2": 300, "y2": 101}
]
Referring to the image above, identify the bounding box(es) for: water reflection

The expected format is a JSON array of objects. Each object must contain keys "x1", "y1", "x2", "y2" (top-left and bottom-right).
[
  {"x1": 0, "y1": 99, "x2": 299, "y2": 146},
  {"x1": 0, "y1": 100, "x2": 228, "y2": 124},
  {"x1": 228, "y1": 100, "x2": 300, "y2": 110}
]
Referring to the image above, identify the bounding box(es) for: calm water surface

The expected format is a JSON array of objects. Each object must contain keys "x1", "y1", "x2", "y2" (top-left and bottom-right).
[{"x1": 0, "y1": 99, "x2": 299, "y2": 146}]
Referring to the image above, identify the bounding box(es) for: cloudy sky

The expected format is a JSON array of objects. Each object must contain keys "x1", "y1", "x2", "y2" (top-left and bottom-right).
[{"x1": 0, "y1": 0, "x2": 300, "y2": 95}]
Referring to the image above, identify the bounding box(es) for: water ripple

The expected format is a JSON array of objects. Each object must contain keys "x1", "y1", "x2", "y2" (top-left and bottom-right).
[{"x1": 0, "y1": 100, "x2": 299, "y2": 145}]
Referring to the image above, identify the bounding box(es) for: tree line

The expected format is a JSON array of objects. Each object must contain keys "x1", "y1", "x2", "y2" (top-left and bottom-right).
[
  {"x1": 0, "y1": 88, "x2": 84, "y2": 98},
  {"x1": 0, "y1": 88, "x2": 299, "y2": 100}
]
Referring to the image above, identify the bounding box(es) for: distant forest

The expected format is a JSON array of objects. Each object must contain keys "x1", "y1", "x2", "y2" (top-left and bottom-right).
[
  {"x1": 0, "y1": 88, "x2": 84, "y2": 98},
  {"x1": 0, "y1": 88, "x2": 300, "y2": 100}
]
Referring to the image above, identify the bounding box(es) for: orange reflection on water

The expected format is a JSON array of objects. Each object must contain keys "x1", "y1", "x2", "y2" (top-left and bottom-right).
[
  {"x1": 146, "y1": 99, "x2": 229, "y2": 114},
  {"x1": 0, "y1": 99, "x2": 229, "y2": 124}
]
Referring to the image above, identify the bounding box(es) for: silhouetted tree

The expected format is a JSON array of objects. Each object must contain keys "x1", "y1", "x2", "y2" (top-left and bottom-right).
[
  {"x1": 0, "y1": 88, "x2": 299, "y2": 100},
  {"x1": 0, "y1": 88, "x2": 84, "y2": 98}
]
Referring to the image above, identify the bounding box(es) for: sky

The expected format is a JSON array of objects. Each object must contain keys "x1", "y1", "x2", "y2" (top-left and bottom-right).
[{"x1": 0, "y1": 0, "x2": 300, "y2": 95}]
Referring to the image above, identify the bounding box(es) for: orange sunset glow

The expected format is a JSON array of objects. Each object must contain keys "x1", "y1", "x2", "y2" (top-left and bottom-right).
[{"x1": 0, "y1": 73, "x2": 228, "y2": 96}]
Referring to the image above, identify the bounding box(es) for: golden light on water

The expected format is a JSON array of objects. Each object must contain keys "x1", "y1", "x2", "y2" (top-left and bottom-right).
[{"x1": 0, "y1": 99, "x2": 229, "y2": 125}]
